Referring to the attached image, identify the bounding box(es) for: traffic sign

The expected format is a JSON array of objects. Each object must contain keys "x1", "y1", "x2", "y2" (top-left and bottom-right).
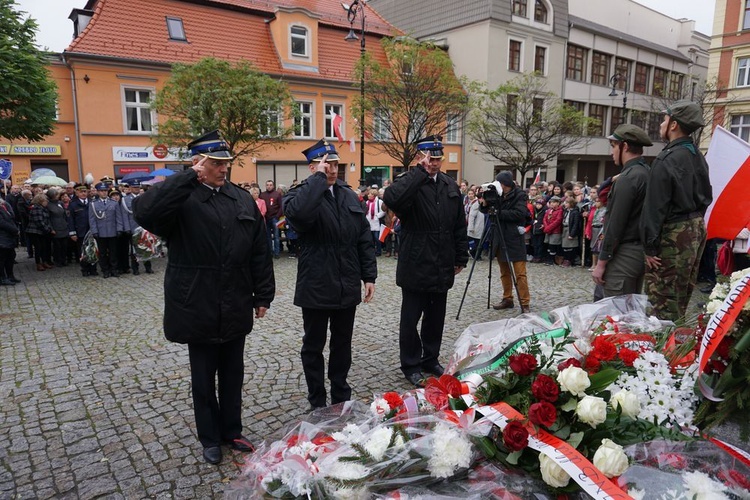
[
  {"x1": 0, "y1": 159, "x2": 12, "y2": 180},
  {"x1": 152, "y1": 144, "x2": 168, "y2": 159}
]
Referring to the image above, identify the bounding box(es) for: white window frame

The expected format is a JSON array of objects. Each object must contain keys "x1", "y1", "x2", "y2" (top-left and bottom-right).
[
  {"x1": 324, "y1": 103, "x2": 344, "y2": 140},
  {"x1": 121, "y1": 86, "x2": 155, "y2": 135},
  {"x1": 445, "y1": 114, "x2": 460, "y2": 143},
  {"x1": 738, "y1": 58, "x2": 750, "y2": 87},
  {"x1": 373, "y1": 109, "x2": 391, "y2": 141},
  {"x1": 290, "y1": 25, "x2": 309, "y2": 59},
  {"x1": 294, "y1": 101, "x2": 314, "y2": 138},
  {"x1": 508, "y1": 37, "x2": 524, "y2": 73},
  {"x1": 166, "y1": 17, "x2": 186, "y2": 41},
  {"x1": 261, "y1": 107, "x2": 282, "y2": 138},
  {"x1": 730, "y1": 114, "x2": 750, "y2": 142}
]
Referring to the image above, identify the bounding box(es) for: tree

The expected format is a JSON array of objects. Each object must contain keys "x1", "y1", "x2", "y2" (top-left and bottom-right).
[
  {"x1": 466, "y1": 73, "x2": 594, "y2": 184},
  {"x1": 0, "y1": 0, "x2": 58, "y2": 142},
  {"x1": 152, "y1": 57, "x2": 297, "y2": 176},
  {"x1": 351, "y1": 37, "x2": 469, "y2": 168}
]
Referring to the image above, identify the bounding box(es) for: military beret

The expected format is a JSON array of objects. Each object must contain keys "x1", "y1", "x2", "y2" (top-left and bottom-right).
[
  {"x1": 606, "y1": 124, "x2": 653, "y2": 147},
  {"x1": 663, "y1": 100, "x2": 705, "y2": 132}
]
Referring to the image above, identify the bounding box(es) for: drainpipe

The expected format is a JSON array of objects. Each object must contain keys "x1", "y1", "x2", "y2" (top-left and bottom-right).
[{"x1": 62, "y1": 53, "x2": 84, "y2": 182}]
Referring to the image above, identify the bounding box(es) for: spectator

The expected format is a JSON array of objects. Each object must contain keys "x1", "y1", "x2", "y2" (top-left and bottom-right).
[
  {"x1": 26, "y1": 193, "x2": 53, "y2": 271},
  {"x1": 561, "y1": 197, "x2": 582, "y2": 267},
  {"x1": 46, "y1": 188, "x2": 70, "y2": 267},
  {"x1": 0, "y1": 198, "x2": 19, "y2": 285},
  {"x1": 250, "y1": 186, "x2": 266, "y2": 219},
  {"x1": 259, "y1": 180, "x2": 283, "y2": 258},
  {"x1": 542, "y1": 195, "x2": 563, "y2": 265}
]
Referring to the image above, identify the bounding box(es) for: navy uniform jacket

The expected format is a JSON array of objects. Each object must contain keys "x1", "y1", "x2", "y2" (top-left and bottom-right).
[
  {"x1": 88, "y1": 198, "x2": 124, "y2": 238},
  {"x1": 68, "y1": 196, "x2": 90, "y2": 238}
]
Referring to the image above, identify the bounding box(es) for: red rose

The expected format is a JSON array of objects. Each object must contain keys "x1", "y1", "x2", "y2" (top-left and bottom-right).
[
  {"x1": 502, "y1": 420, "x2": 529, "y2": 452},
  {"x1": 424, "y1": 374, "x2": 462, "y2": 410},
  {"x1": 528, "y1": 401, "x2": 557, "y2": 428},
  {"x1": 558, "y1": 358, "x2": 582, "y2": 371},
  {"x1": 531, "y1": 374, "x2": 559, "y2": 402},
  {"x1": 584, "y1": 355, "x2": 601, "y2": 374},
  {"x1": 509, "y1": 353, "x2": 538, "y2": 376},
  {"x1": 591, "y1": 336, "x2": 617, "y2": 361},
  {"x1": 618, "y1": 347, "x2": 639, "y2": 367}
]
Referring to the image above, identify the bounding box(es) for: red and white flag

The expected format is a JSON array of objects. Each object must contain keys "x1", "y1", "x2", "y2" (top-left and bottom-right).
[
  {"x1": 704, "y1": 126, "x2": 750, "y2": 240},
  {"x1": 330, "y1": 110, "x2": 344, "y2": 143},
  {"x1": 349, "y1": 137, "x2": 356, "y2": 153},
  {"x1": 532, "y1": 167, "x2": 541, "y2": 185}
]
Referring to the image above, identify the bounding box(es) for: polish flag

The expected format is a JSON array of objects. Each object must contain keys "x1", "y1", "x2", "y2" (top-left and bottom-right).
[
  {"x1": 704, "y1": 126, "x2": 750, "y2": 240},
  {"x1": 532, "y1": 167, "x2": 541, "y2": 185},
  {"x1": 330, "y1": 111, "x2": 344, "y2": 143}
]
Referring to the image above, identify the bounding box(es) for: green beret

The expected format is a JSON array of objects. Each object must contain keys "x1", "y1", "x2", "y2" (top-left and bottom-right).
[
  {"x1": 606, "y1": 124, "x2": 653, "y2": 147},
  {"x1": 663, "y1": 100, "x2": 705, "y2": 132}
]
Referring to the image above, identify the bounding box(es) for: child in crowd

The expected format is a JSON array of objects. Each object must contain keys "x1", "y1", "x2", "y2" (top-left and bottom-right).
[
  {"x1": 589, "y1": 199, "x2": 606, "y2": 271},
  {"x1": 560, "y1": 197, "x2": 582, "y2": 267},
  {"x1": 542, "y1": 195, "x2": 563, "y2": 265},
  {"x1": 531, "y1": 196, "x2": 546, "y2": 263}
]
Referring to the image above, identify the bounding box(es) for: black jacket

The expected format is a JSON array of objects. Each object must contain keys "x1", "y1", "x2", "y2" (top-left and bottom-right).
[
  {"x1": 133, "y1": 169, "x2": 275, "y2": 344},
  {"x1": 67, "y1": 196, "x2": 90, "y2": 238},
  {"x1": 0, "y1": 201, "x2": 18, "y2": 249},
  {"x1": 481, "y1": 184, "x2": 528, "y2": 262},
  {"x1": 283, "y1": 172, "x2": 377, "y2": 309},
  {"x1": 565, "y1": 206, "x2": 583, "y2": 239},
  {"x1": 383, "y1": 166, "x2": 468, "y2": 292}
]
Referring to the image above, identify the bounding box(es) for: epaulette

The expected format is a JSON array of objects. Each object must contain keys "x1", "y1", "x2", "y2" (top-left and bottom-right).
[{"x1": 395, "y1": 171, "x2": 409, "y2": 179}]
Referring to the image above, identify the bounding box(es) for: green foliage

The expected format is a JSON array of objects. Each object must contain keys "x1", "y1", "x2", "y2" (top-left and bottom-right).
[
  {"x1": 466, "y1": 73, "x2": 593, "y2": 182},
  {"x1": 352, "y1": 37, "x2": 470, "y2": 168},
  {"x1": 151, "y1": 57, "x2": 297, "y2": 172},
  {"x1": 0, "y1": 0, "x2": 57, "y2": 142}
]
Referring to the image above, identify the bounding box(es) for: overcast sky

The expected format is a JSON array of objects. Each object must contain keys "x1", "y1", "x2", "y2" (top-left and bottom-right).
[{"x1": 16, "y1": 0, "x2": 716, "y2": 52}]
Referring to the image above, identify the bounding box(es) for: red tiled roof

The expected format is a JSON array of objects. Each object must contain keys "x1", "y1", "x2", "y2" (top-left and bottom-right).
[{"x1": 66, "y1": 0, "x2": 396, "y2": 83}]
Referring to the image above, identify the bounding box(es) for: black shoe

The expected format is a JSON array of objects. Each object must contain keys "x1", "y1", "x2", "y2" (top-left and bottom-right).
[
  {"x1": 202, "y1": 446, "x2": 222, "y2": 465},
  {"x1": 132, "y1": 269, "x2": 140, "y2": 276},
  {"x1": 223, "y1": 435, "x2": 254, "y2": 453},
  {"x1": 700, "y1": 285, "x2": 715, "y2": 294},
  {"x1": 423, "y1": 364, "x2": 444, "y2": 377},
  {"x1": 405, "y1": 372, "x2": 425, "y2": 388},
  {"x1": 0, "y1": 278, "x2": 14, "y2": 286},
  {"x1": 10, "y1": 277, "x2": 21, "y2": 283},
  {"x1": 112, "y1": 271, "x2": 120, "y2": 278},
  {"x1": 145, "y1": 268, "x2": 154, "y2": 274}
]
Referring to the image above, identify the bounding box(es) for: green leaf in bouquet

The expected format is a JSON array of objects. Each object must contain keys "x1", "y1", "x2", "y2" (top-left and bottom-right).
[
  {"x1": 473, "y1": 436, "x2": 497, "y2": 459},
  {"x1": 560, "y1": 398, "x2": 578, "y2": 412},
  {"x1": 733, "y1": 325, "x2": 750, "y2": 353},
  {"x1": 567, "y1": 431, "x2": 584, "y2": 449},
  {"x1": 448, "y1": 397, "x2": 469, "y2": 411},
  {"x1": 505, "y1": 449, "x2": 523, "y2": 465},
  {"x1": 587, "y1": 368, "x2": 621, "y2": 393},
  {"x1": 712, "y1": 360, "x2": 750, "y2": 397}
]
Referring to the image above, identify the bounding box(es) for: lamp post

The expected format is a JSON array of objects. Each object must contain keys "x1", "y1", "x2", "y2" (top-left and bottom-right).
[
  {"x1": 609, "y1": 73, "x2": 628, "y2": 125},
  {"x1": 343, "y1": 1, "x2": 366, "y2": 178}
]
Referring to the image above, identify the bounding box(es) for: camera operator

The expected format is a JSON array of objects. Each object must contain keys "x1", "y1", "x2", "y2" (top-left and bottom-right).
[{"x1": 479, "y1": 171, "x2": 531, "y2": 313}]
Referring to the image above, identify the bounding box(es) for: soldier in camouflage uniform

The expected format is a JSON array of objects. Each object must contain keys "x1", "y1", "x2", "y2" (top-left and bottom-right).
[{"x1": 640, "y1": 101, "x2": 713, "y2": 321}]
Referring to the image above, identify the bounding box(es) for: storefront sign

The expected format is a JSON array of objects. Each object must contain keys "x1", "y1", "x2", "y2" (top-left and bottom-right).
[
  {"x1": 13, "y1": 168, "x2": 31, "y2": 186},
  {"x1": 112, "y1": 146, "x2": 186, "y2": 162},
  {"x1": 0, "y1": 144, "x2": 61, "y2": 156}
]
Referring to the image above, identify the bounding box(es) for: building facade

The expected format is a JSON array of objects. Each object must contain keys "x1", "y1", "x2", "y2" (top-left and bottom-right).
[
  {"x1": 371, "y1": 0, "x2": 709, "y2": 186},
  {"x1": 2, "y1": 0, "x2": 464, "y2": 187}
]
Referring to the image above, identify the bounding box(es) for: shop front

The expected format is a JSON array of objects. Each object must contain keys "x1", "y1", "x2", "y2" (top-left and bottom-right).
[{"x1": 0, "y1": 143, "x2": 67, "y2": 183}]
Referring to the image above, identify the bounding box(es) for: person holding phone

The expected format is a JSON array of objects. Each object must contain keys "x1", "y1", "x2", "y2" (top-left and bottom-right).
[
  {"x1": 283, "y1": 139, "x2": 377, "y2": 411},
  {"x1": 383, "y1": 135, "x2": 468, "y2": 387}
]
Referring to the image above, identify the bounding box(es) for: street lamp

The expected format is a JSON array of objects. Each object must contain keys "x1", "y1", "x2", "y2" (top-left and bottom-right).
[
  {"x1": 609, "y1": 73, "x2": 628, "y2": 124},
  {"x1": 343, "y1": 1, "x2": 366, "y2": 178}
]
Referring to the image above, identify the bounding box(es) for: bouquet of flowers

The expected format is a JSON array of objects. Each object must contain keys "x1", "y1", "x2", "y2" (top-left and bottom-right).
[
  {"x1": 131, "y1": 226, "x2": 164, "y2": 262},
  {"x1": 80, "y1": 230, "x2": 99, "y2": 264},
  {"x1": 693, "y1": 267, "x2": 750, "y2": 432}
]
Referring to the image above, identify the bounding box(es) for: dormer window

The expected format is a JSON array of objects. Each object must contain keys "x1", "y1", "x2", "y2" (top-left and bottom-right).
[
  {"x1": 512, "y1": 0, "x2": 527, "y2": 18},
  {"x1": 166, "y1": 17, "x2": 186, "y2": 41},
  {"x1": 534, "y1": 0, "x2": 548, "y2": 24},
  {"x1": 291, "y1": 25, "x2": 308, "y2": 57}
]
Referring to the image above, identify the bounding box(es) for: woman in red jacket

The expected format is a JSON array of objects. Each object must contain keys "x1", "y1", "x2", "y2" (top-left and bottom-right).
[{"x1": 542, "y1": 195, "x2": 563, "y2": 265}]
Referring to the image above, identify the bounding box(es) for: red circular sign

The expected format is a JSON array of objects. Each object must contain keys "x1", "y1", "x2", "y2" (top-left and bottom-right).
[{"x1": 153, "y1": 144, "x2": 168, "y2": 159}]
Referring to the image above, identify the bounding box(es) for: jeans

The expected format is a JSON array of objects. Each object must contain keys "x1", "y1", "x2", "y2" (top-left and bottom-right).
[{"x1": 266, "y1": 217, "x2": 280, "y2": 256}]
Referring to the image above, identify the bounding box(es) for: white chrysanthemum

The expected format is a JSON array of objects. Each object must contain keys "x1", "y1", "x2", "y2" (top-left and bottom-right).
[
  {"x1": 286, "y1": 440, "x2": 316, "y2": 459},
  {"x1": 682, "y1": 471, "x2": 729, "y2": 500},
  {"x1": 370, "y1": 398, "x2": 390, "y2": 417},
  {"x1": 324, "y1": 461, "x2": 370, "y2": 481},
  {"x1": 428, "y1": 423, "x2": 473, "y2": 478},
  {"x1": 363, "y1": 426, "x2": 392, "y2": 461},
  {"x1": 332, "y1": 423, "x2": 365, "y2": 445},
  {"x1": 709, "y1": 283, "x2": 731, "y2": 301},
  {"x1": 706, "y1": 300, "x2": 722, "y2": 315},
  {"x1": 331, "y1": 486, "x2": 370, "y2": 500}
]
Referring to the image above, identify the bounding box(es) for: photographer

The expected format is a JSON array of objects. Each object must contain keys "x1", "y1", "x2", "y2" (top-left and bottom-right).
[{"x1": 479, "y1": 171, "x2": 531, "y2": 313}]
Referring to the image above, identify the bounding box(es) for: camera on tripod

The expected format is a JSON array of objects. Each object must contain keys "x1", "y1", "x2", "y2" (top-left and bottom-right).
[{"x1": 478, "y1": 181, "x2": 502, "y2": 206}]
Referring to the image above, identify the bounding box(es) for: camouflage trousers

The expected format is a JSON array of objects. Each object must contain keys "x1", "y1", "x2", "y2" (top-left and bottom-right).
[{"x1": 644, "y1": 217, "x2": 706, "y2": 322}]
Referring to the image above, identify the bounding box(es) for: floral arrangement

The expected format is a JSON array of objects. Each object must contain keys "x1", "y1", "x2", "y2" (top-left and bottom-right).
[{"x1": 693, "y1": 267, "x2": 750, "y2": 433}]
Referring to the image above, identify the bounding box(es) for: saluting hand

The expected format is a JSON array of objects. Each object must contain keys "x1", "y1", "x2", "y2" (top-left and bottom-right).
[{"x1": 191, "y1": 156, "x2": 209, "y2": 183}]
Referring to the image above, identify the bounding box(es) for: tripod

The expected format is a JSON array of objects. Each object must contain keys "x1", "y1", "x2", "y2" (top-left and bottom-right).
[{"x1": 456, "y1": 207, "x2": 524, "y2": 319}]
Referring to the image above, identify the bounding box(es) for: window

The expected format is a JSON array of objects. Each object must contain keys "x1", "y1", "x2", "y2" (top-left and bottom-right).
[
  {"x1": 563, "y1": 100, "x2": 585, "y2": 134},
  {"x1": 123, "y1": 88, "x2": 153, "y2": 133},
  {"x1": 532, "y1": 98, "x2": 544, "y2": 124},
  {"x1": 634, "y1": 63, "x2": 650, "y2": 94},
  {"x1": 509, "y1": 40, "x2": 522, "y2": 72},
  {"x1": 294, "y1": 101, "x2": 312, "y2": 138},
  {"x1": 648, "y1": 112, "x2": 661, "y2": 141},
  {"x1": 611, "y1": 107, "x2": 625, "y2": 129},
  {"x1": 324, "y1": 104, "x2": 343, "y2": 139},
  {"x1": 290, "y1": 25, "x2": 308, "y2": 57},
  {"x1": 260, "y1": 107, "x2": 281, "y2": 137},
  {"x1": 630, "y1": 110, "x2": 647, "y2": 131},
  {"x1": 513, "y1": 0, "x2": 528, "y2": 17},
  {"x1": 588, "y1": 104, "x2": 606, "y2": 136},
  {"x1": 566, "y1": 45, "x2": 587, "y2": 81},
  {"x1": 653, "y1": 68, "x2": 668, "y2": 97},
  {"x1": 669, "y1": 73, "x2": 684, "y2": 99},
  {"x1": 591, "y1": 52, "x2": 610, "y2": 86},
  {"x1": 373, "y1": 109, "x2": 391, "y2": 141},
  {"x1": 166, "y1": 17, "x2": 186, "y2": 41},
  {"x1": 507, "y1": 95, "x2": 518, "y2": 125},
  {"x1": 534, "y1": 46, "x2": 547, "y2": 74},
  {"x1": 534, "y1": 0, "x2": 548, "y2": 23},
  {"x1": 744, "y1": 2, "x2": 750, "y2": 30},
  {"x1": 731, "y1": 114, "x2": 750, "y2": 141},
  {"x1": 737, "y1": 58, "x2": 750, "y2": 87},
  {"x1": 614, "y1": 58, "x2": 630, "y2": 90},
  {"x1": 446, "y1": 114, "x2": 460, "y2": 143}
]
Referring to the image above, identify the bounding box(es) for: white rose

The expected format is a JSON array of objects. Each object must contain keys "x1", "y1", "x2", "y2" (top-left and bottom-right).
[
  {"x1": 610, "y1": 390, "x2": 640, "y2": 419},
  {"x1": 593, "y1": 439, "x2": 629, "y2": 478},
  {"x1": 576, "y1": 395, "x2": 607, "y2": 428},
  {"x1": 557, "y1": 366, "x2": 591, "y2": 396},
  {"x1": 539, "y1": 454, "x2": 571, "y2": 488}
]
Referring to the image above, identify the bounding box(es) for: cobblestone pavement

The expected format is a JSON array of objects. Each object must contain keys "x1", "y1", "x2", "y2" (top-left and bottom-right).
[{"x1": 0, "y1": 251, "x2": 737, "y2": 498}]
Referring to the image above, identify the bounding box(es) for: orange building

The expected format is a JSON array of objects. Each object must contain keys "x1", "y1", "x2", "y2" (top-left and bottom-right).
[{"x1": 3, "y1": 0, "x2": 464, "y2": 188}]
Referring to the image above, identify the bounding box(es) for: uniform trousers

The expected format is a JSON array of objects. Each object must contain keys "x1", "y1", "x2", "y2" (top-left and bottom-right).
[
  {"x1": 187, "y1": 335, "x2": 245, "y2": 448},
  {"x1": 95, "y1": 236, "x2": 118, "y2": 275},
  {"x1": 603, "y1": 242, "x2": 646, "y2": 298},
  {"x1": 301, "y1": 306, "x2": 357, "y2": 408},
  {"x1": 399, "y1": 289, "x2": 447, "y2": 376}
]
